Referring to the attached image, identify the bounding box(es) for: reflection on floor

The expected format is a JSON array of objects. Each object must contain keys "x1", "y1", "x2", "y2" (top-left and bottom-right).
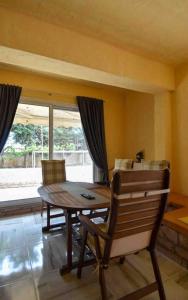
[{"x1": 0, "y1": 212, "x2": 188, "y2": 300}]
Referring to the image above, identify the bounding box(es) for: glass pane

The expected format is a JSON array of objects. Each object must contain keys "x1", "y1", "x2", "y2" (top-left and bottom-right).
[
  {"x1": 53, "y1": 109, "x2": 93, "y2": 182},
  {"x1": 0, "y1": 103, "x2": 49, "y2": 201}
]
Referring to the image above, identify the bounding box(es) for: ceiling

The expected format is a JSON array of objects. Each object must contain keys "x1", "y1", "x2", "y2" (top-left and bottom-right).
[
  {"x1": 0, "y1": 0, "x2": 188, "y2": 66},
  {"x1": 15, "y1": 103, "x2": 81, "y2": 127}
]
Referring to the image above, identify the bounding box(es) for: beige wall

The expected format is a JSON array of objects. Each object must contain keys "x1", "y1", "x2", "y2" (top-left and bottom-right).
[
  {"x1": 1, "y1": 67, "x2": 175, "y2": 185},
  {"x1": 154, "y1": 92, "x2": 172, "y2": 161},
  {"x1": 0, "y1": 7, "x2": 174, "y2": 92},
  {"x1": 2, "y1": 4, "x2": 188, "y2": 197},
  {"x1": 1, "y1": 67, "x2": 169, "y2": 173},
  {"x1": 124, "y1": 91, "x2": 172, "y2": 166},
  {"x1": 172, "y1": 65, "x2": 188, "y2": 194},
  {"x1": 124, "y1": 91, "x2": 155, "y2": 160},
  {"x1": 0, "y1": 68, "x2": 127, "y2": 172},
  {"x1": 0, "y1": 6, "x2": 175, "y2": 185}
]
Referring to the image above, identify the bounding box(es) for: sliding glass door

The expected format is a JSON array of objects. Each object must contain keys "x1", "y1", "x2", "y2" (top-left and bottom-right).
[
  {"x1": 53, "y1": 109, "x2": 93, "y2": 182},
  {"x1": 0, "y1": 103, "x2": 93, "y2": 202},
  {"x1": 0, "y1": 103, "x2": 49, "y2": 201}
]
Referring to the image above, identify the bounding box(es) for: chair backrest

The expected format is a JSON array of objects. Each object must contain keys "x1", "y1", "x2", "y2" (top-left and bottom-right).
[
  {"x1": 41, "y1": 160, "x2": 66, "y2": 185},
  {"x1": 104, "y1": 169, "x2": 170, "y2": 259}
]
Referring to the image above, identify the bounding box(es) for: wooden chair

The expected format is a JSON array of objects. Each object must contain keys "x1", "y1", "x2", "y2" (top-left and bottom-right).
[
  {"x1": 41, "y1": 159, "x2": 66, "y2": 229},
  {"x1": 77, "y1": 169, "x2": 170, "y2": 300}
]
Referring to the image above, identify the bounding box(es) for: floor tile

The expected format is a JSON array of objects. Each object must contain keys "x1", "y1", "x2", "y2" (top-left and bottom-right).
[
  {"x1": 118, "y1": 258, "x2": 149, "y2": 287},
  {"x1": 125, "y1": 252, "x2": 169, "y2": 283},
  {"x1": 34, "y1": 213, "x2": 42, "y2": 225},
  {"x1": 156, "y1": 252, "x2": 185, "y2": 277},
  {"x1": 105, "y1": 263, "x2": 139, "y2": 299},
  {"x1": 35, "y1": 268, "x2": 101, "y2": 300},
  {"x1": 0, "y1": 224, "x2": 25, "y2": 250},
  {"x1": 0, "y1": 247, "x2": 31, "y2": 285},
  {"x1": 0, "y1": 212, "x2": 188, "y2": 299},
  {"x1": 169, "y1": 268, "x2": 188, "y2": 290},
  {"x1": 0, "y1": 216, "x2": 23, "y2": 226},
  {"x1": 24, "y1": 224, "x2": 43, "y2": 244},
  {"x1": 53, "y1": 281, "x2": 101, "y2": 300},
  {"x1": 0, "y1": 276, "x2": 37, "y2": 300},
  {"x1": 163, "y1": 278, "x2": 188, "y2": 300},
  {"x1": 22, "y1": 214, "x2": 36, "y2": 226},
  {"x1": 28, "y1": 234, "x2": 68, "y2": 276}
]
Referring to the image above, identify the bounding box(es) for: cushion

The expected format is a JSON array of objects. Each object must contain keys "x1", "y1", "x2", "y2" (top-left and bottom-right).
[
  {"x1": 133, "y1": 160, "x2": 169, "y2": 170},
  {"x1": 114, "y1": 159, "x2": 133, "y2": 171},
  {"x1": 81, "y1": 222, "x2": 152, "y2": 258},
  {"x1": 80, "y1": 222, "x2": 107, "y2": 256},
  {"x1": 110, "y1": 231, "x2": 152, "y2": 257}
]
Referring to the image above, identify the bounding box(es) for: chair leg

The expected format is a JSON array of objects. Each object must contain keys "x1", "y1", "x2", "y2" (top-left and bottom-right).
[
  {"x1": 46, "y1": 203, "x2": 51, "y2": 230},
  {"x1": 119, "y1": 256, "x2": 125, "y2": 264},
  {"x1": 99, "y1": 265, "x2": 108, "y2": 300},
  {"x1": 104, "y1": 208, "x2": 109, "y2": 222},
  {"x1": 41, "y1": 200, "x2": 44, "y2": 217},
  {"x1": 77, "y1": 229, "x2": 87, "y2": 279},
  {"x1": 150, "y1": 250, "x2": 166, "y2": 300}
]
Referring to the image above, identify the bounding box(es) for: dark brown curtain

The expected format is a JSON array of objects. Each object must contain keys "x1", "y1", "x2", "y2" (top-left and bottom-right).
[
  {"x1": 0, "y1": 84, "x2": 22, "y2": 154},
  {"x1": 77, "y1": 96, "x2": 109, "y2": 184}
]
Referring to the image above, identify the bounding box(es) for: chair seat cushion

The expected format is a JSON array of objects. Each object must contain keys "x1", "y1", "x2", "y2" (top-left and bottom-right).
[
  {"x1": 88, "y1": 223, "x2": 107, "y2": 254},
  {"x1": 80, "y1": 222, "x2": 107, "y2": 256},
  {"x1": 80, "y1": 223, "x2": 152, "y2": 258},
  {"x1": 110, "y1": 230, "x2": 152, "y2": 257}
]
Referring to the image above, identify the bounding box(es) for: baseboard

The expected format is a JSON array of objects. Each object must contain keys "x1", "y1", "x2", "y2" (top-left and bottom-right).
[{"x1": 0, "y1": 197, "x2": 42, "y2": 217}]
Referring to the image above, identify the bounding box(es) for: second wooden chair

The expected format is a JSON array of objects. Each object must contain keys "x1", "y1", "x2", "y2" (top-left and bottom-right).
[
  {"x1": 41, "y1": 159, "x2": 66, "y2": 230},
  {"x1": 77, "y1": 169, "x2": 170, "y2": 300}
]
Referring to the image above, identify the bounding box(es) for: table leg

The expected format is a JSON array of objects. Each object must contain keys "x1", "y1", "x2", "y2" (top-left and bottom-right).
[
  {"x1": 59, "y1": 210, "x2": 97, "y2": 275},
  {"x1": 42, "y1": 203, "x2": 51, "y2": 232},
  {"x1": 60, "y1": 209, "x2": 73, "y2": 274},
  {"x1": 46, "y1": 203, "x2": 50, "y2": 230}
]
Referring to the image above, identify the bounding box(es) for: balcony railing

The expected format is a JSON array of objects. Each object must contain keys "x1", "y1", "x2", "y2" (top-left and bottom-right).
[{"x1": 0, "y1": 150, "x2": 92, "y2": 168}]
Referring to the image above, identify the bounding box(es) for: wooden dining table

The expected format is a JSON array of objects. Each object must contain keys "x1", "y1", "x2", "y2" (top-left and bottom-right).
[{"x1": 38, "y1": 181, "x2": 110, "y2": 274}]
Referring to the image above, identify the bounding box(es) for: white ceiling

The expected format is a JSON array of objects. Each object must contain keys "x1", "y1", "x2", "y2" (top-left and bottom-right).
[{"x1": 0, "y1": 0, "x2": 188, "y2": 66}]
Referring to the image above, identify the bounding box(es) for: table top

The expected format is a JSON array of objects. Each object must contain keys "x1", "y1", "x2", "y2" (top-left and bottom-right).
[
  {"x1": 38, "y1": 181, "x2": 111, "y2": 210},
  {"x1": 39, "y1": 183, "x2": 188, "y2": 236}
]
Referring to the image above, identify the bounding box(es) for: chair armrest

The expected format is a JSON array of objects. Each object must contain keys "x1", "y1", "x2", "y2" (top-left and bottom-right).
[{"x1": 79, "y1": 214, "x2": 110, "y2": 240}]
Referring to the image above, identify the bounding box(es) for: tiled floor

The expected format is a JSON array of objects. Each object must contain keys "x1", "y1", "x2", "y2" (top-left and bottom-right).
[{"x1": 0, "y1": 212, "x2": 188, "y2": 300}]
